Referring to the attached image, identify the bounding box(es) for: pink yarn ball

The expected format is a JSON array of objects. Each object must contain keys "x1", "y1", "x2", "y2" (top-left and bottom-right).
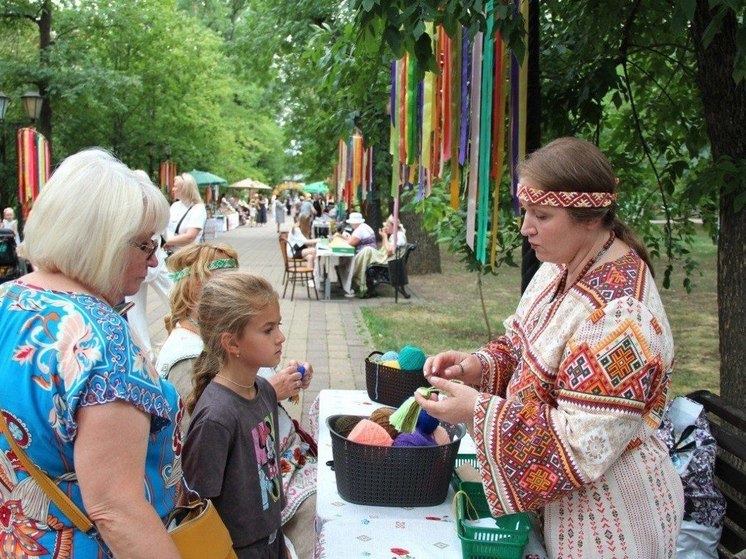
[
  {"x1": 347, "y1": 419, "x2": 393, "y2": 446},
  {"x1": 432, "y1": 426, "x2": 451, "y2": 445}
]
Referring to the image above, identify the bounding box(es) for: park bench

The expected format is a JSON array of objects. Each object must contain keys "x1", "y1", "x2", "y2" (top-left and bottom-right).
[
  {"x1": 686, "y1": 390, "x2": 746, "y2": 559},
  {"x1": 365, "y1": 242, "x2": 417, "y2": 303}
]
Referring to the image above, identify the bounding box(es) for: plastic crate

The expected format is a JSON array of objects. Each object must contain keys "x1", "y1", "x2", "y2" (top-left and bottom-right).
[
  {"x1": 456, "y1": 492, "x2": 531, "y2": 559},
  {"x1": 365, "y1": 351, "x2": 430, "y2": 407},
  {"x1": 327, "y1": 414, "x2": 465, "y2": 507},
  {"x1": 452, "y1": 454, "x2": 492, "y2": 518}
]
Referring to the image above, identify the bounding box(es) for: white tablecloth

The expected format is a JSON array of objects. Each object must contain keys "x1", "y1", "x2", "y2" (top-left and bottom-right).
[{"x1": 314, "y1": 390, "x2": 548, "y2": 559}]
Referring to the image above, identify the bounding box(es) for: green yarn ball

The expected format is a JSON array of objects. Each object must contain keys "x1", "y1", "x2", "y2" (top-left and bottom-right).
[{"x1": 398, "y1": 345, "x2": 427, "y2": 372}]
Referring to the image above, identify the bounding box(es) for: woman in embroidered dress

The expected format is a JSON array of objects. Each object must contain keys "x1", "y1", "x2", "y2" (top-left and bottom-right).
[
  {"x1": 0, "y1": 148, "x2": 182, "y2": 558},
  {"x1": 417, "y1": 137, "x2": 684, "y2": 559},
  {"x1": 155, "y1": 243, "x2": 318, "y2": 559}
]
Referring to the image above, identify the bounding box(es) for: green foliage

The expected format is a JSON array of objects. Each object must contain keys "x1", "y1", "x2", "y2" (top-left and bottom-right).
[{"x1": 353, "y1": 0, "x2": 527, "y2": 75}]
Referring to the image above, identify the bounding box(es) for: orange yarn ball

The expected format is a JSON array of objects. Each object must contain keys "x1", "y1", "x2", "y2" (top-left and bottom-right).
[{"x1": 347, "y1": 419, "x2": 393, "y2": 446}]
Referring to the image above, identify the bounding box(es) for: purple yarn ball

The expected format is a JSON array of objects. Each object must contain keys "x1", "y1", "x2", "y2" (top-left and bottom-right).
[
  {"x1": 416, "y1": 409, "x2": 439, "y2": 435},
  {"x1": 392, "y1": 431, "x2": 436, "y2": 447}
]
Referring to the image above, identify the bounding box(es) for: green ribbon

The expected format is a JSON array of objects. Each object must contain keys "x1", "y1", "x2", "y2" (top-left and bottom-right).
[{"x1": 168, "y1": 257, "x2": 238, "y2": 282}]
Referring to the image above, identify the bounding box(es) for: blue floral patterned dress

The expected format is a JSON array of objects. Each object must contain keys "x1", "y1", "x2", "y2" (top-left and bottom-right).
[{"x1": 0, "y1": 281, "x2": 183, "y2": 558}]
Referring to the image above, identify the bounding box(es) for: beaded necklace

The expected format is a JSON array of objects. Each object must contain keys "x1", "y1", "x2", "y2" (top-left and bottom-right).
[
  {"x1": 215, "y1": 374, "x2": 256, "y2": 399},
  {"x1": 554, "y1": 231, "x2": 615, "y2": 299}
]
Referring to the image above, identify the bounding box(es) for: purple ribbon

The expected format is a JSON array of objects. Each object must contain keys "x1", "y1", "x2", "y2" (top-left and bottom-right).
[
  {"x1": 390, "y1": 61, "x2": 397, "y2": 127},
  {"x1": 458, "y1": 28, "x2": 471, "y2": 166}
]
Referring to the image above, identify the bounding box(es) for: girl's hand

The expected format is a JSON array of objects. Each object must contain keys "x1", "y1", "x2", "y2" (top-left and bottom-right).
[
  {"x1": 423, "y1": 350, "x2": 482, "y2": 385},
  {"x1": 414, "y1": 376, "x2": 479, "y2": 426},
  {"x1": 269, "y1": 365, "x2": 303, "y2": 401}
]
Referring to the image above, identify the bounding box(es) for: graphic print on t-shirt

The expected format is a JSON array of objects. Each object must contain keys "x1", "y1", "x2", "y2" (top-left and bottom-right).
[{"x1": 252, "y1": 414, "x2": 281, "y2": 510}]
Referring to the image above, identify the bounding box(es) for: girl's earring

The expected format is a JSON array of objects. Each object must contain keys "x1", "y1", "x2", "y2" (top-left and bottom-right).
[{"x1": 234, "y1": 352, "x2": 240, "y2": 359}]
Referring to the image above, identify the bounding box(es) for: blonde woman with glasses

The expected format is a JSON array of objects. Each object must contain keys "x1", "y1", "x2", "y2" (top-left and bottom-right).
[{"x1": 0, "y1": 148, "x2": 183, "y2": 558}]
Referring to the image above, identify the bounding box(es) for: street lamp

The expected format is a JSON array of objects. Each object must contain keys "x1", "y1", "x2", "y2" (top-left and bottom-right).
[{"x1": 0, "y1": 90, "x2": 44, "y2": 124}]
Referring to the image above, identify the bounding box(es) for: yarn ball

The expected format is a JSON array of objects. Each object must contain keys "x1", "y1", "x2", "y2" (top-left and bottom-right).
[
  {"x1": 398, "y1": 345, "x2": 427, "y2": 371},
  {"x1": 380, "y1": 350, "x2": 399, "y2": 362},
  {"x1": 333, "y1": 415, "x2": 363, "y2": 437},
  {"x1": 347, "y1": 419, "x2": 393, "y2": 446},
  {"x1": 392, "y1": 431, "x2": 436, "y2": 447},
  {"x1": 369, "y1": 407, "x2": 400, "y2": 439},
  {"x1": 416, "y1": 409, "x2": 439, "y2": 435},
  {"x1": 432, "y1": 426, "x2": 451, "y2": 445},
  {"x1": 381, "y1": 359, "x2": 401, "y2": 369}
]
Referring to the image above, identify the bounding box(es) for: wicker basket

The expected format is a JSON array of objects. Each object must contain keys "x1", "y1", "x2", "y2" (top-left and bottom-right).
[
  {"x1": 365, "y1": 351, "x2": 430, "y2": 407},
  {"x1": 327, "y1": 414, "x2": 465, "y2": 507}
]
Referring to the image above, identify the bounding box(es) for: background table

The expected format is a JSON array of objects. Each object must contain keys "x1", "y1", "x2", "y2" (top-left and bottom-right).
[
  {"x1": 315, "y1": 242, "x2": 354, "y2": 300},
  {"x1": 315, "y1": 390, "x2": 548, "y2": 559}
]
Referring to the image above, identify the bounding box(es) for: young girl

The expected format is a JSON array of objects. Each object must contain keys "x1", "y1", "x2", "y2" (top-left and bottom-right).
[{"x1": 182, "y1": 272, "x2": 289, "y2": 559}]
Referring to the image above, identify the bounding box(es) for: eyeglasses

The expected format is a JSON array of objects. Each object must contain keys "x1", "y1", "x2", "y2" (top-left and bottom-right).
[{"x1": 129, "y1": 237, "x2": 160, "y2": 259}]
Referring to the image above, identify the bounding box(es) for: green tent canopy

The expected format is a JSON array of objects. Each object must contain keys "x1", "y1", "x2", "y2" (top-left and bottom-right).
[
  {"x1": 188, "y1": 170, "x2": 227, "y2": 186},
  {"x1": 303, "y1": 181, "x2": 329, "y2": 194}
]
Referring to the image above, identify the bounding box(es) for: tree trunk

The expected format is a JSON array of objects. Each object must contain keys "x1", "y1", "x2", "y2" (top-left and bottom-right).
[
  {"x1": 692, "y1": 1, "x2": 746, "y2": 407},
  {"x1": 38, "y1": 0, "x2": 53, "y2": 151},
  {"x1": 520, "y1": 0, "x2": 541, "y2": 293},
  {"x1": 399, "y1": 210, "x2": 441, "y2": 275}
]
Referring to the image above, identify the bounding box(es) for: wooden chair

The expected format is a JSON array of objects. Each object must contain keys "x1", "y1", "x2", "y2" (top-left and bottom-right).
[
  {"x1": 365, "y1": 243, "x2": 417, "y2": 303},
  {"x1": 278, "y1": 236, "x2": 319, "y2": 301}
]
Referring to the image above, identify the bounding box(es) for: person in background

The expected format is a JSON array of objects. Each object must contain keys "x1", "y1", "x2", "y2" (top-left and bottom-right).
[
  {"x1": 258, "y1": 194, "x2": 268, "y2": 226},
  {"x1": 2, "y1": 206, "x2": 20, "y2": 245},
  {"x1": 350, "y1": 214, "x2": 407, "y2": 297},
  {"x1": 342, "y1": 212, "x2": 376, "y2": 253},
  {"x1": 163, "y1": 172, "x2": 207, "y2": 253},
  {"x1": 286, "y1": 219, "x2": 319, "y2": 271},
  {"x1": 156, "y1": 246, "x2": 317, "y2": 558},
  {"x1": 336, "y1": 212, "x2": 375, "y2": 298},
  {"x1": 274, "y1": 196, "x2": 287, "y2": 233},
  {"x1": 298, "y1": 196, "x2": 314, "y2": 238},
  {"x1": 417, "y1": 137, "x2": 683, "y2": 559},
  {"x1": 1, "y1": 148, "x2": 182, "y2": 558},
  {"x1": 182, "y1": 272, "x2": 293, "y2": 559},
  {"x1": 123, "y1": 169, "x2": 173, "y2": 362}
]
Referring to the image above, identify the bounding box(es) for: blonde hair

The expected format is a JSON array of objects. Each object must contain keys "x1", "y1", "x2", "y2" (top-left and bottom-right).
[
  {"x1": 20, "y1": 148, "x2": 169, "y2": 300},
  {"x1": 164, "y1": 242, "x2": 239, "y2": 332},
  {"x1": 175, "y1": 173, "x2": 203, "y2": 205},
  {"x1": 385, "y1": 215, "x2": 406, "y2": 234},
  {"x1": 186, "y1": 272, "x2": 278, "y2": 414},
  {"x1": 518, "y1": 137, "x2": 653, "y2": 274}
]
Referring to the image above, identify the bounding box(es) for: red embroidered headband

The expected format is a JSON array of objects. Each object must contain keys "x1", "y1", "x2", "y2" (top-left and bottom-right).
[{"x1": 517, "y1": 183, "x2": 616, "y2": 208}]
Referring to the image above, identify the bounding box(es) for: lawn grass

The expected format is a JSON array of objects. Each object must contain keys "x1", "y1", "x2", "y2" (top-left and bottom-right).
[{"x1": 361, "y1": 227, "x2": 719, "y2": 397}]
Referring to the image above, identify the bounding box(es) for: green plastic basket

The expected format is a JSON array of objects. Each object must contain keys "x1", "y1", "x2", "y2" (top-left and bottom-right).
[
  {"x1": 453, "y1": 455, "x2": 492, "y2": 518},
  {"x1": 454, "y1": 456, "x2": 531, "y2": 559}
]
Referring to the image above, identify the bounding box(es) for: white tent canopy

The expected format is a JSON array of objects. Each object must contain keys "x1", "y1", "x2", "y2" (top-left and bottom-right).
[{"x1": 230, "y1": 178, "x2": 272, "y2": 190}]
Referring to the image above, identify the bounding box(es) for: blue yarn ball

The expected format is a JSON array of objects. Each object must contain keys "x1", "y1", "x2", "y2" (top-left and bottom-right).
[
  {"x1": 416, "y1": 409, "x2": 439, "y2": 435},
  {"x1": 392, "y1": 431, "x2": 436, "y2": 447},
  {"x1": 380, "y1": 350, "x2": 399, "y2": 362},
  {"x1": 398, "y1": 345, "x2": 426, "y2": 371}
]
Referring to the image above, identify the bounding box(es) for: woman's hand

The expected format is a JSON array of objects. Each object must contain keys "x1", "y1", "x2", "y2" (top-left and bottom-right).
[
  {"x1": 414, "y1": 376, "x2": 479, "y2": 426},
  {"x1": 269, "y1": 364, "x2": 304, "y2": 401},
  {"x1": 288, "y1": 359, "x2": 314, "y2": 390},
  {"x1": 423, "y1": 350, "x2": 482, "y2": 386}
]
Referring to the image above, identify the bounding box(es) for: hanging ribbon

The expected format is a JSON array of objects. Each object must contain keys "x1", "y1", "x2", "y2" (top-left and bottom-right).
[
  {"x1": 449, "y1": 26, "x2": 462, "y2": 209},
  {"x1": 476, "y1": 3, "x2": 496, "y2": 263},
  {"x1": 466, "y1": 32, "x2": 483, "y2": 251},
  {"x1": 490, "y1": 31, "x2": 508, "y2": 267},
  {"x1": 17, "y1": 128, "x2": 50, "y2": 219}
]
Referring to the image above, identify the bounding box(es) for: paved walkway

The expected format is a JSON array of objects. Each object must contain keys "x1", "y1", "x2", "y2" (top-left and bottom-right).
[{"x1": 145, "y1": 223, "x2": 409, "y2": 428}]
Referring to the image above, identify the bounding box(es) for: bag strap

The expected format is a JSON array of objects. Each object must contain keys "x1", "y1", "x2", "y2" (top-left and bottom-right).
[
  {"x1": 0, "y1": 410, "x2": 94, "y2": 534},
  {"x1": 174, "y1": 204, "x2": 194, "y2": 235}
]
